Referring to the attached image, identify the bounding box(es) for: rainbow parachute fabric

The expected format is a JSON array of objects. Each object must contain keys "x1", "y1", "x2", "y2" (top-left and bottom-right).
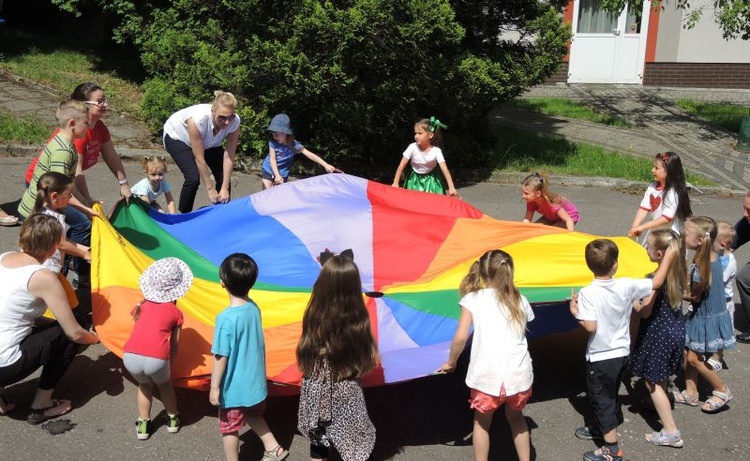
[{"x1": 91, "y1": 174, "x2": 654, "y2": 390}]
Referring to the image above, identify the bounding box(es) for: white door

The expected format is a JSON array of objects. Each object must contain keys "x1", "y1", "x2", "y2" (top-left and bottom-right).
[{"x1": 568, "y1": 0, "x2": 650, "y2": 84}]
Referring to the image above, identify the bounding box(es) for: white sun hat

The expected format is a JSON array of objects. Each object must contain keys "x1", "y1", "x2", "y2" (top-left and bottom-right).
[{"x1": 138, "y1": 257, "x2": 194, "y2": 303}]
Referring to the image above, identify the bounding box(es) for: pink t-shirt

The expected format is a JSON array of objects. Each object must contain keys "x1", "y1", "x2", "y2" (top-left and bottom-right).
[
  {"x1": 527, "y1": 197, "x2": 580, "y2": 223},
  {"x1": 25, "y1": 121, "x2": 111, "y2": 183},
  {"x1": 123, "y1": 301, "x2": 183, "y2": 360}
]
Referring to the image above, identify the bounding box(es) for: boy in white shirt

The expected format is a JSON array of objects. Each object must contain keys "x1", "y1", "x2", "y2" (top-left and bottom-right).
[{"x1": 570, "y1": 239, "x2": 673, "y2": 461}]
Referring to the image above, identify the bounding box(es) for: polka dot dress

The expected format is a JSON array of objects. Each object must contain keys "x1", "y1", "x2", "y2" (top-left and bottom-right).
[{"x1": 630, "y1": 289, "x2": 686, "y2": 383}]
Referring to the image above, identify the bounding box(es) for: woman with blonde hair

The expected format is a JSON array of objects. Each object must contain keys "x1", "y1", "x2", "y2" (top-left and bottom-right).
[{"x1": 163, "y1": 91, "x2": 241, "y2": 212}]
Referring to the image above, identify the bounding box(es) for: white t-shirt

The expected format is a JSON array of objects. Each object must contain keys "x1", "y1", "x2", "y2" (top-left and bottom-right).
[
  {"x1": 638, "y1": 182, "x2": 683, "y2": 245},
  {"x1": 41, "y1": 207, "x2": 67, "y2": 273},
  {"x1": 131, "y1": 178, "x2": 172, "y2": 203},
  {"x1": 721, "y1": 252, "x2": 737, "y2": 309},
  {"x1": 577, "y1": 277, "x2": 653, "y2": 362},
  {"x1": 402, "y1": 143, "x2": 445, "y2": 174},
  {"x1": 460, "y1": 289, "x2": 535, "y2": 396},
  {"x1": 162, "y1": 104, "x2": 240, "y2": 149},
  {"x1": 0, "y1": 253, "x2": 47, "y2": 366}
]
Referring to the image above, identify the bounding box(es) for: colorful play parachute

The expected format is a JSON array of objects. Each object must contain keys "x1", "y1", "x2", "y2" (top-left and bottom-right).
[{"x1": 91, "y1": 173, "x2": 654, "y2": 390}]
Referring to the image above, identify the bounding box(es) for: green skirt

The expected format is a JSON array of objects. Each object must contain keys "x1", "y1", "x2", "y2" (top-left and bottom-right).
[{"x1": 403, "y1": 169, "x2": 445, "y2": 195}]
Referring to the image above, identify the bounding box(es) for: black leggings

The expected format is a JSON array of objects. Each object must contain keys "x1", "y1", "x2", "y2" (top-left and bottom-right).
[
  {"x1": 0, "y1": 322, "x2": 79, "y2": 390},
  {"x1": 164, "y1": 135, "x2": 227, "y2": 213}
]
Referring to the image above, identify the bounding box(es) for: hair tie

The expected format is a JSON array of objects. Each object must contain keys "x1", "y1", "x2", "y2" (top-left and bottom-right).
[
  {"x1": 705, "y1": 231, "x2": 710, "y2": 237},
  {"x1": 428, "y1": 116, "x2": 447, "y2": 132},
  {"x1": 317, "y1": 248, "x2": 354, "y2": 266},
  {"x1": 658, "y1": 152, "x2": 670, "y2": 163},
  {"x1": 532, "y1": 171, "x2": 544, "y2": 183}
]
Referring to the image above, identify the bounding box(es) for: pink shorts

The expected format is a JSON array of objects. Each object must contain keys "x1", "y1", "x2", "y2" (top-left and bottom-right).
[
  {"x1": 469, "y1": 386, "x2": 532, "y2": 414},
  {"x1": 218, "y1": 400, "x2": 267, "y2": 434}
]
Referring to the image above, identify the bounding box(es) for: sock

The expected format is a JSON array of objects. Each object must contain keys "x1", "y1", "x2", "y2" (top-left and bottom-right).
[{"x1": 605, "y1": 442, "x2": 620, "y2": 453}]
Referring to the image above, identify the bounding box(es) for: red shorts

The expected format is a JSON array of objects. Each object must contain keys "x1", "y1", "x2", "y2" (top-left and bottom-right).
[
  {"x1": 218, "y1": 400, "x2": 267, "y2": 434},
  {"x1": 469, "y1": 386, "x2": 532, "y2": 414}
]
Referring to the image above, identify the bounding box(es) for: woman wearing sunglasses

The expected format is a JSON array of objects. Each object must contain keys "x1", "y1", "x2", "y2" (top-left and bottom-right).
[
  {"x1": 162, "y1": 91, "x2": 241, "y2": 213},
  {"x1": 22, "y1": 82, "x2": 131, "y2": 288}
]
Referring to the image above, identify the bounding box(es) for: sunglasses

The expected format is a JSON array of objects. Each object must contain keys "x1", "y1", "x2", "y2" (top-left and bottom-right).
[
  {"x1": 85, "y1": 100, "x2": 108, "y2": 107},
  {"x1": 217, "y1": 113, "x2": 237, "y2": 122}
]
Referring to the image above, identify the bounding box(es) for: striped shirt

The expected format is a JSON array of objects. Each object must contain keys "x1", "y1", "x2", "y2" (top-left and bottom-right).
[{"x1": 18, "y1": 134, "x2": 78, "y2": 218}]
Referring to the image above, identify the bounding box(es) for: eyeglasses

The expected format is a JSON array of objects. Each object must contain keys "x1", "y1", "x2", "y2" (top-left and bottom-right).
[
  {"x1": 217, "y1": 113, "x2": 236, "y2": 122},
  {"x1": 85, "y1": 100, "x2": 108, "y2": 107}
]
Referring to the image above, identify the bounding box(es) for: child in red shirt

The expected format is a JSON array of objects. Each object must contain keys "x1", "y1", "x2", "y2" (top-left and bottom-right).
[{"x1": 122, "y1": 258, "x2": 193, "y2": 440}]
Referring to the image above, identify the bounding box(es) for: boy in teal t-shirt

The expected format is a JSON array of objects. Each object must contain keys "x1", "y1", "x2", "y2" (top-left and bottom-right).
[{"x1": 209, "y1": 253, "x2": 288, "y2": 461}]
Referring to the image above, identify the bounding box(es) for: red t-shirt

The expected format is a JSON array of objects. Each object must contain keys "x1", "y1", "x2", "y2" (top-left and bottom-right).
[
  {"x1": 24, "y1": 121, "x2": 111, "y2": 183},
  {"x1": 123, "y1": 301, "x2": 184, "y2": 360}
]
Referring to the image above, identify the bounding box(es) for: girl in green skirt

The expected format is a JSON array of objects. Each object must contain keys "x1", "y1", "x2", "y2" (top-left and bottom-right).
[{"x1": 392, "y1": 117, "x2": 457, "y2": 196}]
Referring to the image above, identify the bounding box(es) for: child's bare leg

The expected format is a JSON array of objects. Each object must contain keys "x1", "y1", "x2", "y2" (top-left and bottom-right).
[
  {"x1": 504, "y1": 406, "x2": 530, "y2": 461},
  {"x1": 137, "y1": 383, "x2": 154, "y2": 420},
  {"x1": 683, "y1": 350, "x2": 700, "y2": 397},
  {"x1": 472, "y1": 410, "x2": 493, "y2": 461},
  {"x1": 246, "y1": 415, "x2": 282, "y2": 452},
  {"x1": 261, "y1": 178, "x2": 273, "y2": 190},
  {"x1": 156, "y1": 380, "x2": 178, "y2": 415},
  {"x1": 646, "y1": 380, "x2": 678, "y2": 433},
  {"x1": 221, "y1": 431, "x2": 240, "y2": 461}
]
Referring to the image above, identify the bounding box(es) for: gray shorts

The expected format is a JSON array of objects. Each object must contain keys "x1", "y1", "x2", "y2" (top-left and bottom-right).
[{"x1": 123, "y1": 352, "x2": 171, "y2": 385}]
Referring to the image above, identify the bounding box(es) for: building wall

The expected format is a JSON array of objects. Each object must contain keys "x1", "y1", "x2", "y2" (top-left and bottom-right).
[{"x1": 655, "y1": 0, "x2": 749, "y2": 63}]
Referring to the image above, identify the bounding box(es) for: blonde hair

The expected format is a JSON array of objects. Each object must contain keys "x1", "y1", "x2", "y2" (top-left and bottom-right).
[
  {"x1": 55, "y1": 99, "x2": 88, "y2": 128},
  {"x1": 522, "y1": 172, "x2": 562, "y2": 205},
  {"x1": 717, "y1": 221, "x2": 735, "y2": 248},
  {"x1": 212, "y1": 90, "x2": 237, "y2": 110},
  {"x1": 18, "y1": 213, "x2": 63, "y2": 260},
  {"x1": 686, "y1": 216, "x2": 717, "y2": 294},
  {"x1": 142, "y1": 156, "x2": 168, "y2": 174},
  {"x1": 460, "y1": 250, "x2": 526, "y2": 334},
  {"x1": 648, "y1": 229, "x2": 687, "y2": 310}
]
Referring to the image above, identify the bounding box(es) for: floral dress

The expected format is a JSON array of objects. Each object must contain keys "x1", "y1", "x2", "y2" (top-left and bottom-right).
[
  {"x1": 630, "y1": 288, "x2": 685, "y2": 383},
  {"x1": 297, "y1": 360, "x2": 375, "y2": 461}
]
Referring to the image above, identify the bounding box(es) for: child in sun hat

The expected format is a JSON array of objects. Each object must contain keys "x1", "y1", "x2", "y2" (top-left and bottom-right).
[
  {"x1": 122, "y1": 257, "x2": 193, "y2": 440},
  {"x1": 260, "y1": 113, "x2": 339, "y2": 189}
]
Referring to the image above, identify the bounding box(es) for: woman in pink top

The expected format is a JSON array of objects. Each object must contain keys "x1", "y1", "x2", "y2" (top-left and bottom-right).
[{"x1": 521, "y1": 172, "x2": 580, "y2": 231}]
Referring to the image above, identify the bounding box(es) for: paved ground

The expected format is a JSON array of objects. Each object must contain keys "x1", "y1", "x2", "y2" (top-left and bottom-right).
[
  {"x1": 2, "y1": 76, "x2": 750, "y2": 460},
  {"x1": 1, "y1": 157, "x2": 750, "y2": 461}
]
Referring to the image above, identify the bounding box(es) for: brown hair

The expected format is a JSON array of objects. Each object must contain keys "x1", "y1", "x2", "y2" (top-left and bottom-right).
[
  {"x1": 460, "y1": 250, "x2": 526, "y2": 334},
  {"x1": 585, "y1": 239, "x2": 619, "y2": 277},
  {"x1": 18, "y1": 213, "x2": 63, "y2": 260},
  {"x1": 648, "y1": 229, "x2": 687, "y2": 310},
  {"x1": 296, "y1": 255, "x2": 378, "y2": 382},
  {"x1": 522, "y1": 172, "x2": 562, "y2": 205},
  {"x1": 415, "y1": 118, "x2": 443, "y2": 147},
  {"x1": 32, "y1": 171, "x2": 73, "y2": 213}
]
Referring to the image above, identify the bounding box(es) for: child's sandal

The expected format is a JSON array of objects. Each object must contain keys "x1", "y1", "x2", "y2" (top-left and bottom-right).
[
  {"x1": 645, "y1": 429, "x2": 684, "y2": 448},
  {"x1": 701, "y1": 387, "x2": 732, "y2": 413},
  {"x1": 672, "y1": 390, "x2": 699, "y2": 407},
  {"x1": 261, "y1": 445, "x2": 289, "y2": 461},
  {"x1": 706, "y1": 357, "x2": 722, "y2": 372}
]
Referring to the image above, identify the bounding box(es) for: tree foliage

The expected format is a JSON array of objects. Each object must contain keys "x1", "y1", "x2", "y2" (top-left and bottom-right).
[
  {"x1": 51, "y1": 0, "x2": 570, "y2": 168},
  {"x1": 601, "y1": 0, "x2": 750, "y2": 40}
]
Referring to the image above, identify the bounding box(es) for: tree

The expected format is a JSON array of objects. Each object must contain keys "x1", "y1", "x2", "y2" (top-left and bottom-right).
[
  {"x1": 52, "y1": 1, "x2": 571, "y2": 169},
  {"x1": 602, "y1": 0, "x2": 750, "y2": 40}
]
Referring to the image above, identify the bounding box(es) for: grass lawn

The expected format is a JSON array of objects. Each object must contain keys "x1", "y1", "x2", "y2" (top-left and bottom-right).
[
  {"x1": 0, "y1": 108, "x2": 49, "y2": 144},
  {"x1": 0, "y1": 28, "x2": 144, "y2": 118},
  {"x1": 487, "y1": 124, "x2": 713, "y2": 186},
  {"x1": 510, "y1": 97, "x2": 630, "y2": 128},
  {"x1": 675, "y1": 99, "x2": 750, "y2": 133}
]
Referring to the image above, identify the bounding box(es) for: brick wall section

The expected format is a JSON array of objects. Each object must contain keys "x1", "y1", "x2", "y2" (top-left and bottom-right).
[
  {"x1": 543, "y1": 62, "x2": 569, "y2": 85},
  {"x1": 643, "y1": 63, "x2": 750, "y2": 89}
]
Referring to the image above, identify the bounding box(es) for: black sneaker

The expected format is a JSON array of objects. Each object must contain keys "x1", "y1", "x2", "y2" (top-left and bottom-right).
[
  {"x1": 736, "y1": 332, "x2": 750, "y2": 344},
  {"x1": 575, "y1": 426, "x2": 603, "y2": 441}
]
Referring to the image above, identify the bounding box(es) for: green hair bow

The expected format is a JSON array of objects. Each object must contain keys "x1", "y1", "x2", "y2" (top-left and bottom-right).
[{"x1": 429, "y1": 116, "x2": 447, "y2": 132}]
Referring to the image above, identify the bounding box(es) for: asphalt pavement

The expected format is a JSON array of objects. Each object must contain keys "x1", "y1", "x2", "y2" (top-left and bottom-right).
[{"x1": 1, "y1": 156, "x2": 750, "y2": 461}]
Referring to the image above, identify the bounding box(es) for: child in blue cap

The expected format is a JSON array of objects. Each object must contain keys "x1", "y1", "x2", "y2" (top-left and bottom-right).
[{"x1": 260, "y1": 114, "x2": 339, "y2": 189}]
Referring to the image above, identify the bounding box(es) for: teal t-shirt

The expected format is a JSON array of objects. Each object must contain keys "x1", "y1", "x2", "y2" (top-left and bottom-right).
[{"x1": 211, "y1": 301, "x2": 268, "y2": 408}]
